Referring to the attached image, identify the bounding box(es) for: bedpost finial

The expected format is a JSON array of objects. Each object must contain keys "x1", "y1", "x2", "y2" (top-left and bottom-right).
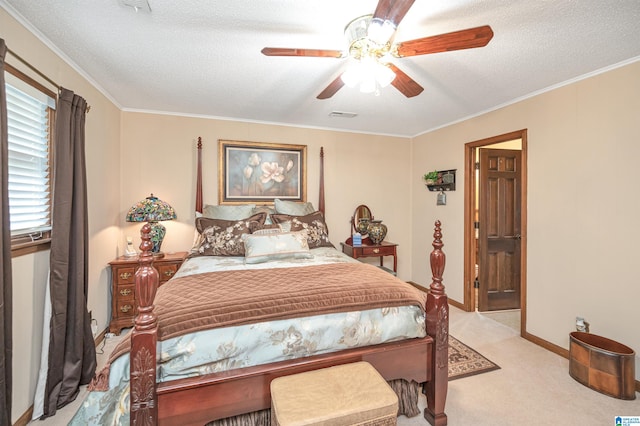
[
  {"x1": 197, "y1": 136, "x2": 202, "y2": 148},
  {"x1": 433, "y1": 220, "x2": 442, "y2": 247},
  {"x1": 320, "y1": 146, "x2": 324, "y2": 157},
  {"x1": 135, "y1": 222, "x2": 159, "y2": 328},
  {"x1": 430, "y1": 220, "x2": 446, "y2": 295}
]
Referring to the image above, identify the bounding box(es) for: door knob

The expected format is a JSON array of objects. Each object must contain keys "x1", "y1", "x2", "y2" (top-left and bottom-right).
[{"x1": 513, "y1": 234, "x2": 521, "y2": 240}]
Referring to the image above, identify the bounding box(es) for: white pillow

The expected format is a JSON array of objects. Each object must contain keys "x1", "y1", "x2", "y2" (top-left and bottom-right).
[{"x1": 242, "y1": 231, "x2": 313, "y2": 264}]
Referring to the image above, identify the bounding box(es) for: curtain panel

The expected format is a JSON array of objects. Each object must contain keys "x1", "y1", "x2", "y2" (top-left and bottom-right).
[
  {"x1": 0, "y1": 38, "x2": 14, "y2": 426},
  {"x1": 42, "y1": 88, "x2": 96, "y2": 418}
]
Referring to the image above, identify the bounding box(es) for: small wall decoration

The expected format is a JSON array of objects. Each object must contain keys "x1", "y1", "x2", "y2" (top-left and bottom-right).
[
  {"x1": 218, "y1": 140, "x2": 307, "y2": 205},
  {"x1": 424, "y1": 169, "x2": 456, "y2": 192}
]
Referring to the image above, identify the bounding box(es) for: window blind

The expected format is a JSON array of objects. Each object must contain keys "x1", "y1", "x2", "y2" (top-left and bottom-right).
[{"x1": 6, "y1": 83, "x2": 52, "y2": 236}]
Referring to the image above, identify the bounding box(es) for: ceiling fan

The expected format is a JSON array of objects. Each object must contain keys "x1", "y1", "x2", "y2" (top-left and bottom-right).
[{"x1": 261, "y1": 0, "x2": 493, "y2": 99}]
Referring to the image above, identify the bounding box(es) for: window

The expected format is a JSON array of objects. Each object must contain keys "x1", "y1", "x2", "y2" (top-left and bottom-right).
[{"x1": 5, "y1": 69, "x2": 56, "y2": 252}]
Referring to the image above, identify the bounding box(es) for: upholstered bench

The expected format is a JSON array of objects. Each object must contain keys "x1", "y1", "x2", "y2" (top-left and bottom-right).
[{"x1": 270, "y1": 361, "x2": 398, "y2": 426}]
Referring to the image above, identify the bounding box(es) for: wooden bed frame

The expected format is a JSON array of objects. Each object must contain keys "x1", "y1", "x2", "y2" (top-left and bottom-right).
[{"x1": 129, "y1": 139, "x2": 449, "y2": 425}]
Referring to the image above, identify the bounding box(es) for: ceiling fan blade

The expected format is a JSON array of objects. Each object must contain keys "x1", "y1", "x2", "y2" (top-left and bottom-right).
[
  {"x1": 317, "y1": 75, "x2": 345, "y2": 99},
  {"x1": 388, "y1": 63, "x2": 423, "y2": 98},
  {"x1": 372, "y1": 0, "x2": 415, "y2": 28},
  {"x1": 395, "y1": 25, "x2": 494, "y2": 57},
  {"x1": 261, "y1": 47, "x2": 343, "y2": 58}
]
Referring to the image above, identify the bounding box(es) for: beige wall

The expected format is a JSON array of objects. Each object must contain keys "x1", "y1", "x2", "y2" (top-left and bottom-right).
[
  {"x1": 119, "y1": 113, "x2": 413, "y2": 277},
  {"x1": 411, "y1": 60, "x2": 640, "y2": 379},
  {"x1": 2, "y1": 7, "x2": 121, "y2": 422}
]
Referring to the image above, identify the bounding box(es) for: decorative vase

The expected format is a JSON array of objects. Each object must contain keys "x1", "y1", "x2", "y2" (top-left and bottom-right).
[
  {"x1": 357, "y1": 218, "x2": 371, "y2": 235},
  {"x1": 149, "y1": 221, "x2": 166, "y2": 255},
  {"x1": 367, "y1": 220, "x2": 387, "y2": 244}
]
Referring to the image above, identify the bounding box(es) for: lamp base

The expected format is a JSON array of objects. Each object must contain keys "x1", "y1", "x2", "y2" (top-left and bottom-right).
[
  {"x1": 152, "y1": 251, "x2": 165, "y2": 259},
  {"x1": 148, "y1": 221, "x2": 167, "y2": 256}
]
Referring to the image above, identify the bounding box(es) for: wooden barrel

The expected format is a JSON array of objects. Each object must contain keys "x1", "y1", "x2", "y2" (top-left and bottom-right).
[{"x1": 569, "y1": 332, "x2": 636, "y2": 400}]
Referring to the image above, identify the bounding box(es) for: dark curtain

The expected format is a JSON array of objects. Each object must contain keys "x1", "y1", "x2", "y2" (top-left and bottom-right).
[
  {"x1": 42, "y1": 88, "x2": 96, "y2": 418},
  {"x1": 0, "y1": 38, "x2": 13, "y2": 426}
]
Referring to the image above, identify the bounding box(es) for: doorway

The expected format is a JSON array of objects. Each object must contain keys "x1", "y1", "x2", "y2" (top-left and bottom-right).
[{"x1": 464, "y1": 130, "x2": 527, "y2": 335}]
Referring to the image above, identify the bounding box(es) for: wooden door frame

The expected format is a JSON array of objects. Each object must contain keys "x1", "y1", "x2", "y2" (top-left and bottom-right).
[{"x1": 464, "y1": 129, "x2": 528, "y2": 335}]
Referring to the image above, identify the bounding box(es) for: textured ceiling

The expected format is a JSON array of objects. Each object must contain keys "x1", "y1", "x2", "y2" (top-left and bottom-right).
[{"x1": 2, "y1": 0, "x2": 640, "y2": 137}]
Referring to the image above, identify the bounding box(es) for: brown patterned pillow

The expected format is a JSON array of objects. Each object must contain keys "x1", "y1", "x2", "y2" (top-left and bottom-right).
[
  {"x1": 193, "y1": 212, "x2": 267, "y2": 256},
  {"x1": 271, "y1": 211, "x2": 333, "y2": 249}
]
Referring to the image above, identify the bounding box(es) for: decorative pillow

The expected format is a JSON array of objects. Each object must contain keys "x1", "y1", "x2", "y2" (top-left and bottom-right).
[
  {"x1": 271, "y1": 211, "x2": 333, "y2": 249},
  {"x1": 251, "y1": 205, "x2": 277, "y2": 224},
  {"x1": 192, "y1": 212, "x2": 267, "y2": 256},
  {"x1": 249, "y1": 222, "x2": 283, "y2": 235},
  {"x1": 274, "y1": 199, "x2": 315, "y2": 216},
  {"x1": 202, "y1": 204, "x2": 256, "y2": 220},
  {"x1": 242, "y1": 231, "x2": 313, "y2": 264}
]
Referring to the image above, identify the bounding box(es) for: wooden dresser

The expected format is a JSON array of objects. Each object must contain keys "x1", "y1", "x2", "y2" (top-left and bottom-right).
[{"x1": 108, "y1": 251, "x2": 188, "y2": 334}]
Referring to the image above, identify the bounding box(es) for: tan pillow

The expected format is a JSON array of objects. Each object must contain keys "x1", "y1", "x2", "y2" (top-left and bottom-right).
[
  {"x1": 249, "y1": 222, "x2": 283, "y2": 235},
  {"x1": 202, "y1": 204, "x2": 256, "y2": 220},
  {"x1": 274, "y1": 198, "x2": 315, "y2": 216}
]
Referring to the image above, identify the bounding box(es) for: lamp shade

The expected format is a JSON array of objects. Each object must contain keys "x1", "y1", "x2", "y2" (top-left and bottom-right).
[
  {"x1": 126, "y1": 194, "x2": 176, "y2": 256},
  {"x1": 126, "y1": 193, "x2": 176, "y2": 222}
]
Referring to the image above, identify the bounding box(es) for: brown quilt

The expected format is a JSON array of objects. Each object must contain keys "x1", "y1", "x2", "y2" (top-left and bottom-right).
[{"x1": 91, "y1": 262, "x2": 426, "y2": 389}]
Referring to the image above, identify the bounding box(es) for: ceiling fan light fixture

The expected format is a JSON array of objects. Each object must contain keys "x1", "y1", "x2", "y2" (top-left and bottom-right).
[
  {"x1": 368, "y1": 18, "x2": 396, "y2": 45},
  {"x1": 375, "y1": 62, "x2": 396, "y2": 87},
  {"x1": 344, "y1": 15, "x2": 371, "y2": 49},
  {"x1": 360, "y1": 76, "x2": 377, "y2": 94},
  {"x1": 341, "y1": 61, "x2": 363, "y2": 87},
  {"x1": 341, "y1": 57, "x2": 395, "y2": 93},
  {"x1": 359, "y1": 60, "x2": 394, "y2": 93}
]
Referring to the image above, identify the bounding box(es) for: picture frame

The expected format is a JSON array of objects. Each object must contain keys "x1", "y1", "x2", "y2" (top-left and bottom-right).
[{"x1": 218, "y1": 140, "x2": 307, "y2": 205}]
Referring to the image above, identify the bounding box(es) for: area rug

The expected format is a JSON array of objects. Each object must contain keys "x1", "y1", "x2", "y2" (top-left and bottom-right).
[{"x1": 449, "y1": 336, "x2": 500, "y2": 380}]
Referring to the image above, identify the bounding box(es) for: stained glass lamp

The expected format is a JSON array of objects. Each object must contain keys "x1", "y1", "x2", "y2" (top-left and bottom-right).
[{"x1": 126, "y1": 194, "x2": 176, "y2": 257}]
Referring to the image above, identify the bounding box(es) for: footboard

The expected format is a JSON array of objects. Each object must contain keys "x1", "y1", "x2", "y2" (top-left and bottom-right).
[{"x1": 156, "y1": 337, "x2": 431, "y2": 425}]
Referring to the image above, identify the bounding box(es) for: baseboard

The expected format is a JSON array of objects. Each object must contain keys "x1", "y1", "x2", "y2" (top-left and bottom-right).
[
  {"x1": 447, "y1": 298, "x2": 465, "y2": 310},
  {"x1": 522, "y1": 331, "x2": 569, "y2": 358},
  {"x1": 13, "y1": 405, "x2": 33, "y2": 426},
  {"x1": 407, "y1": 280, "x2": 426, "y2": 291},
  {"x1": 94, "y1": 326, "x2": 108, "y2": 347}
]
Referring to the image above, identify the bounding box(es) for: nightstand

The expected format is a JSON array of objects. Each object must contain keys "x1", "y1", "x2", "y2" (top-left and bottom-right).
[
  {"x1": 341, "y1": 240, "x2": 398, "y2": 274},
  {"x1": 108, "y1": 251, "x2": 188, "y2": 334}
]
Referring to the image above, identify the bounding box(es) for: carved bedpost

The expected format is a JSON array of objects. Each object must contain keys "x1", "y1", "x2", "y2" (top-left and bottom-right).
[
  {"x1": 195, "y1": 137, "x2": 203, "y2": 214},
  {"x1": 424, "y1": 220, "x2": 449, "y2": 426},
  {"x1": 130, "y1": 224, "x2": 159, "y2": 425},
  {"x1": 318, "y1": 147, "x2": 325, "y2": 216}
]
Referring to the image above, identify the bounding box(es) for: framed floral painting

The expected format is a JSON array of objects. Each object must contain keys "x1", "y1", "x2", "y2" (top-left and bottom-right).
[{"x1": 218, "y1": 140, "x2": 307, "y2": 205}]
